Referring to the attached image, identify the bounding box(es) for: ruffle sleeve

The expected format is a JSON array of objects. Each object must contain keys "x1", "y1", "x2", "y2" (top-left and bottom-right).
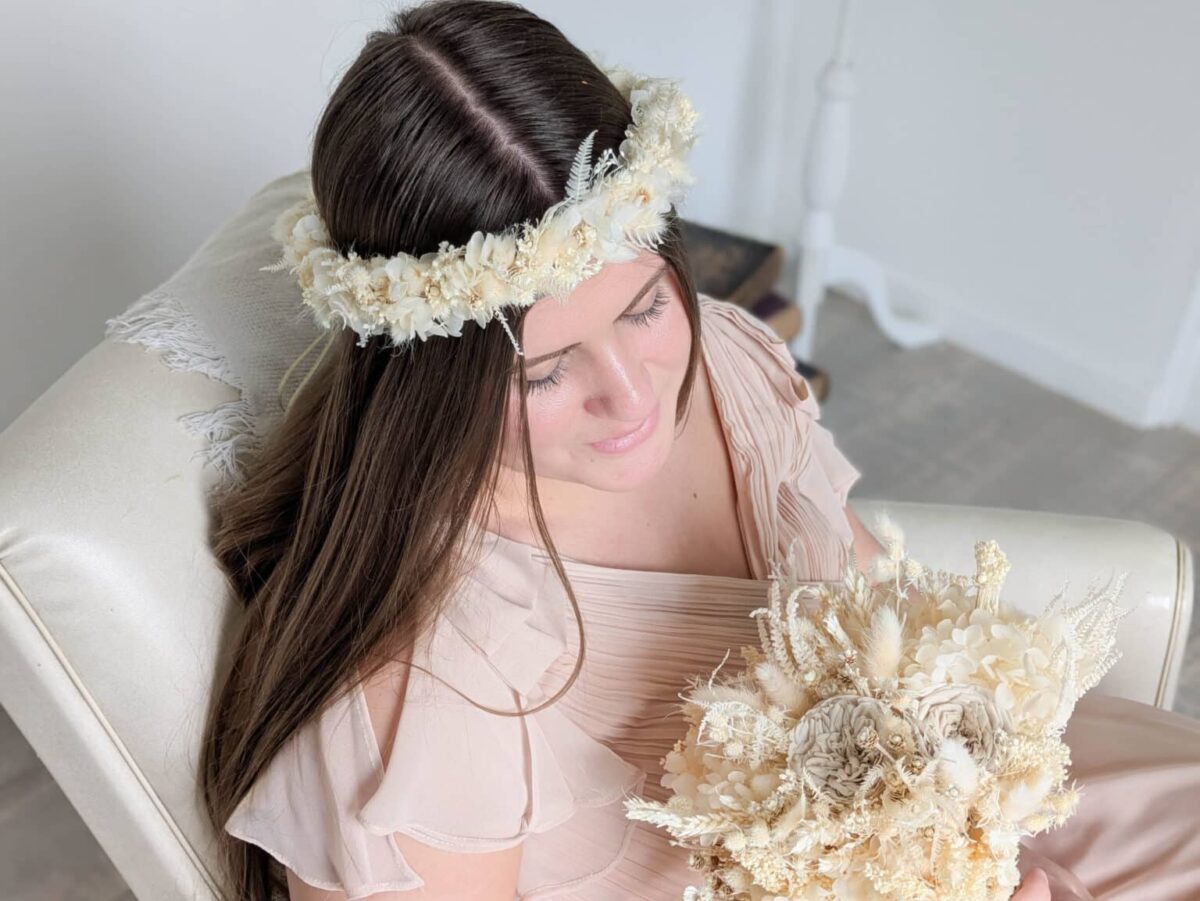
[
  {"x1": 224, "y1": 544, "x2": 646, "y2": 900},
  {"x1": 700, "y1": 297, "x2": 863, "y2": 581}
]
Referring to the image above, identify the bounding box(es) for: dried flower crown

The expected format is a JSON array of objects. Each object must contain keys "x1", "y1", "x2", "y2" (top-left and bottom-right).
[{"x1": 261, "y1": 56, "x2": 699, "y2": 361}]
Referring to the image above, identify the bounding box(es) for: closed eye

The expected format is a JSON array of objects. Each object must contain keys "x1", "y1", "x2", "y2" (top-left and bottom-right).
[
  {"x1": 526, "y1": 287, "x2": 670, "y2": 395},
  {"x1": 623, "y1": 287, "x2": 669, "y2": 328}
]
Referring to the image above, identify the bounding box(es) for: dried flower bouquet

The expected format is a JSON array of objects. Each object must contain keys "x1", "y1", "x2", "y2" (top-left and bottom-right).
[{"x1": 625, "y1": 514, "x2": 1129, "y2": 900}]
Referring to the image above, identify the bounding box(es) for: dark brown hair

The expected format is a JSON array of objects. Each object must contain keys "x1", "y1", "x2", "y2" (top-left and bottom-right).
[{"x1": 199, "y1": 1, "x2": 701, "y2": 898}]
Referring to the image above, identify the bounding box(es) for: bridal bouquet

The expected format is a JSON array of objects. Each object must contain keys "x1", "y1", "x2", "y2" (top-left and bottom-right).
[{"x1": 623, "y1": 514, "x2": 1129, "y2": 901}]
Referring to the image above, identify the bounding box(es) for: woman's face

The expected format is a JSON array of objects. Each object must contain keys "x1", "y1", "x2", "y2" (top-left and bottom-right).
[{"x1": 499, "y1": 248, "x2": 693, "y2": 494}]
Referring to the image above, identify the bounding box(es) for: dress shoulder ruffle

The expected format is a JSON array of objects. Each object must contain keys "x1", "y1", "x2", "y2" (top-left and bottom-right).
[
  {"x1": 699, "y1": 297, "x2": 863, "y2": 580},
  {"x1": 224, "y1": 541, "x2": 646, "y2": 899}
]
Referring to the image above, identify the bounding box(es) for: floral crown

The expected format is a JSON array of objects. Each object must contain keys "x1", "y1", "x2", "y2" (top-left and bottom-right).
[{"x1": 261, "y1": 55, "x2": 699, "y2": 364}]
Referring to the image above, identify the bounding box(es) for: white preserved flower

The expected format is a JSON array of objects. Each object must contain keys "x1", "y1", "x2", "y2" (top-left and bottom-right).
[
  {"x1": 788, "y1": 696, "x2": 911, "y2": 805},
  {"x1": 913, "y1": 683, "x2": 1011, "y2": 769}
]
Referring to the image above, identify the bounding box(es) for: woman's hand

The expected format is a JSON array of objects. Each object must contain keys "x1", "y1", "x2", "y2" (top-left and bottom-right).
[
  {"x1": 844, "y1": 505, "x2": 887, "y2": 580},
  {"x1": 1011, "y1": 867, "x2": 1051, "y2": 900}
]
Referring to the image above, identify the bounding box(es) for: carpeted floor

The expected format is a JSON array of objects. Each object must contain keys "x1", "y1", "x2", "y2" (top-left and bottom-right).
[{"x1": 813, "y1": 291, "x2": 1200, "y2": 720}]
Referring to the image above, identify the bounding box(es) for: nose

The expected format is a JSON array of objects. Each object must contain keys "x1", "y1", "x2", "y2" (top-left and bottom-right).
[{"x1": 583, "y1": 341, "x2": 655, "y2": 423}]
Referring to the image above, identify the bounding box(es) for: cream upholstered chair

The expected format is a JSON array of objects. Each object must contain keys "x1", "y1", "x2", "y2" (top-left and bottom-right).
[{"x1": 0, "y1": 174, "x2": 1193, "y2": 900}]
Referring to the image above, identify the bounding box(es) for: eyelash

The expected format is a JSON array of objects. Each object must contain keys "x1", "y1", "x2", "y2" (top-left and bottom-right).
[{"x1": 526, "y1": 288, "x2": 669, "y2": 395}]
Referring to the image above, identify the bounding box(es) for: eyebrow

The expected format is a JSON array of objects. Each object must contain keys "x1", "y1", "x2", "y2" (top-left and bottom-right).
[{"x1": 515, "y1": 263, "x2": 668, "y2": 370}]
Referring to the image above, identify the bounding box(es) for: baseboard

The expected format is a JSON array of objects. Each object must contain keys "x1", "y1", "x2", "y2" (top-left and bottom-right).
[
  {"x1": 1146, "y1": 268, "x2": 1200, "y2": 437},
  {"x1": 850, "y1": 264, "x2": 1171, "y2": 431},
  {"x1": 1184, "y1": 404, "x2": 1200, "y2": 435}
]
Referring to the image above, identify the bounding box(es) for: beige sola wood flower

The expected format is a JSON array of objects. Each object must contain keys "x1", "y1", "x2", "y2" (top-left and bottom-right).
[{"x1": 624, "y1": 513, "x2": 1129, "y2": 901}]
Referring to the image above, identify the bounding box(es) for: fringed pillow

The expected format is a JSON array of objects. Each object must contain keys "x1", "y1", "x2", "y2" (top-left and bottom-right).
[{"x1": 105, "y1": 169, "x2": 322, "y2": 497}]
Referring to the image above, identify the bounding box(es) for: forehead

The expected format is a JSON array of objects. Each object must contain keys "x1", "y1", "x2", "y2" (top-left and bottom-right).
[{"x1": 521, "y1": 248, "x2": 666, "y2": 340}]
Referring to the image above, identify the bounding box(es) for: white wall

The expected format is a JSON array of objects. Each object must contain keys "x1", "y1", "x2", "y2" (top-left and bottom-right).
[
  {"x1": 1182, "y1": 361, "x2": 1200, "y2": 434},
  {"x1": 2, "y1": 0, "x2": 1198, "y2": 434},
  {"x1": 543, "y1": 0, "x2": 1200, "y2": 432},
  {"x1": 0, "y1": 0, "x2": 380, "y2": 428},
  {"x1": 786, "y1": 0, "x2": 1200, "y2": 431},
  {"x1": 1186, "y1": 394, "x2": 1200, "y2": 434}
]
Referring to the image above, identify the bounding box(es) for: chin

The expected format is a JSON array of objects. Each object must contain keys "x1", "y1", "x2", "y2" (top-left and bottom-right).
[{"x1": 580, "y1": 429, "x2": 674, "y2": 493}]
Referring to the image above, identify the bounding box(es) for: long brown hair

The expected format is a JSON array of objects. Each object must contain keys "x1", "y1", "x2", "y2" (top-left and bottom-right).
[{"x1": 199, "y1": 1, "x2": 701, "y2": 898}]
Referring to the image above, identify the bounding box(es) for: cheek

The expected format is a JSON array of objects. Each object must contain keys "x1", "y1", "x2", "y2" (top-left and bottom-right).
[
  {"x1": 665, "y1": 300, "x2": 694, "y2": 367},
  {"x1": 500, "y1": 391, "x2": 576, "y2": 467},
  {"x1": 650, "y1": 292, "x2": 695, "y2": 390},
  {"x1": 524, "y1": 396, "x2": 575, "y2": 444}
]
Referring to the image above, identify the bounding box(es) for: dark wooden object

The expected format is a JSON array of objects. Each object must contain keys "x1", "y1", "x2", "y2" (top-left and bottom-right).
[{"x1": 679, "y1": 217, "x2": 830, "y2": 402}]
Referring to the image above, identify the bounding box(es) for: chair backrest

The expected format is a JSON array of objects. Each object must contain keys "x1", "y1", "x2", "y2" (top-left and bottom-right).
[{"x1": 0, "y1": 171, "x2": 345, "y2": 900}]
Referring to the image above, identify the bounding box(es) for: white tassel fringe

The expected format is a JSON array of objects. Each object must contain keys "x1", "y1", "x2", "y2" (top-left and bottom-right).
[{"x1": 103, "y1": 288, "x2": 261, "y2": 493}]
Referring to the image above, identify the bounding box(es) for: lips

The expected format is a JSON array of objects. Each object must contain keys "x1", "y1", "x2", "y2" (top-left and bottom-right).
[
  {"x1": 588, "y1": 403, "x2": 659, "y2": 453},
  {"x1": 600, "y1": 416, "x2": 649, "y2": 443}
]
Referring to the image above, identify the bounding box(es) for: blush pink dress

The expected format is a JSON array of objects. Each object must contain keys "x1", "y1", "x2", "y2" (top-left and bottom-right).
[{"x1": 225, "y1": 298, "x2": 1200, "y2": 900}]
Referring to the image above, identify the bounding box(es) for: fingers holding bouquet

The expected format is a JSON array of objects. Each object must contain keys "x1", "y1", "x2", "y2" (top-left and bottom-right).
[
  {"x1": 846, "y1": 504, "x2": 922, "y2": 608},
  {"x1": 1011, "y1": 867, "x2": 1051, "y2": 900}
]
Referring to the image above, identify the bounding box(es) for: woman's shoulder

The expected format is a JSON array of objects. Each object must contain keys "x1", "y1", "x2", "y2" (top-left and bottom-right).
[
  {"x1": 697, "y1": 292, "x2": 863, "y2": 563},
  {"x1": 698, "y1": 292, "x2": 821, "y2": 417},
  {"x1": 699, "y1": 292, "x2": 789, "y2": 343},
  {"x1": 225, "y1": 543, "x2": 645, "y2": 899},
  {"x1": 699, "y1": 292, "x2": 796, "y2": 346}
]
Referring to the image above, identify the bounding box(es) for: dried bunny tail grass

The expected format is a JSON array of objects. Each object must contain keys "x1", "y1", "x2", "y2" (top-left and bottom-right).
[
  {"x1": 753, "y1": 659, "x2": 812, "y2": 714},
  {"x1": 933, "y1": 737, "x2": 981, "y2": 798},
  {"x1": 863, "y1": 604, "x2": 905, "y2": 681}
]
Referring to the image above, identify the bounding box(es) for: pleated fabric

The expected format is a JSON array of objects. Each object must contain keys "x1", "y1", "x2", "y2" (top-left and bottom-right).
[{"x1": 224, "y1": 297, "x2": 1200, "y2": 900}]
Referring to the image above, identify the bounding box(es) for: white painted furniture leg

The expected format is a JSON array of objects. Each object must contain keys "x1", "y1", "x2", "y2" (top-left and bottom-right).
[
  {"x1": 825, "y1": 245, "x2": 941, "y2": 351},
  {"x1": 787, "y1": 0, "x2": 940, "y2": 362}
]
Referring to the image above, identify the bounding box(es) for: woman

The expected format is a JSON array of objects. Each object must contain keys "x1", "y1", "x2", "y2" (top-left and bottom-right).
[{"x1": 201, "y1": 2, "x2": 1200, "y2": 899}]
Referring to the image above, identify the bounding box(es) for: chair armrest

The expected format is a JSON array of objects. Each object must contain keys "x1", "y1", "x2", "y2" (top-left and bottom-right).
[
  {"x1": 0, "y1": 338, "x2": 230, "y2": 901},
  {"x1": 849, "y1": 499, "x2": 1192, "y2": 711}
]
